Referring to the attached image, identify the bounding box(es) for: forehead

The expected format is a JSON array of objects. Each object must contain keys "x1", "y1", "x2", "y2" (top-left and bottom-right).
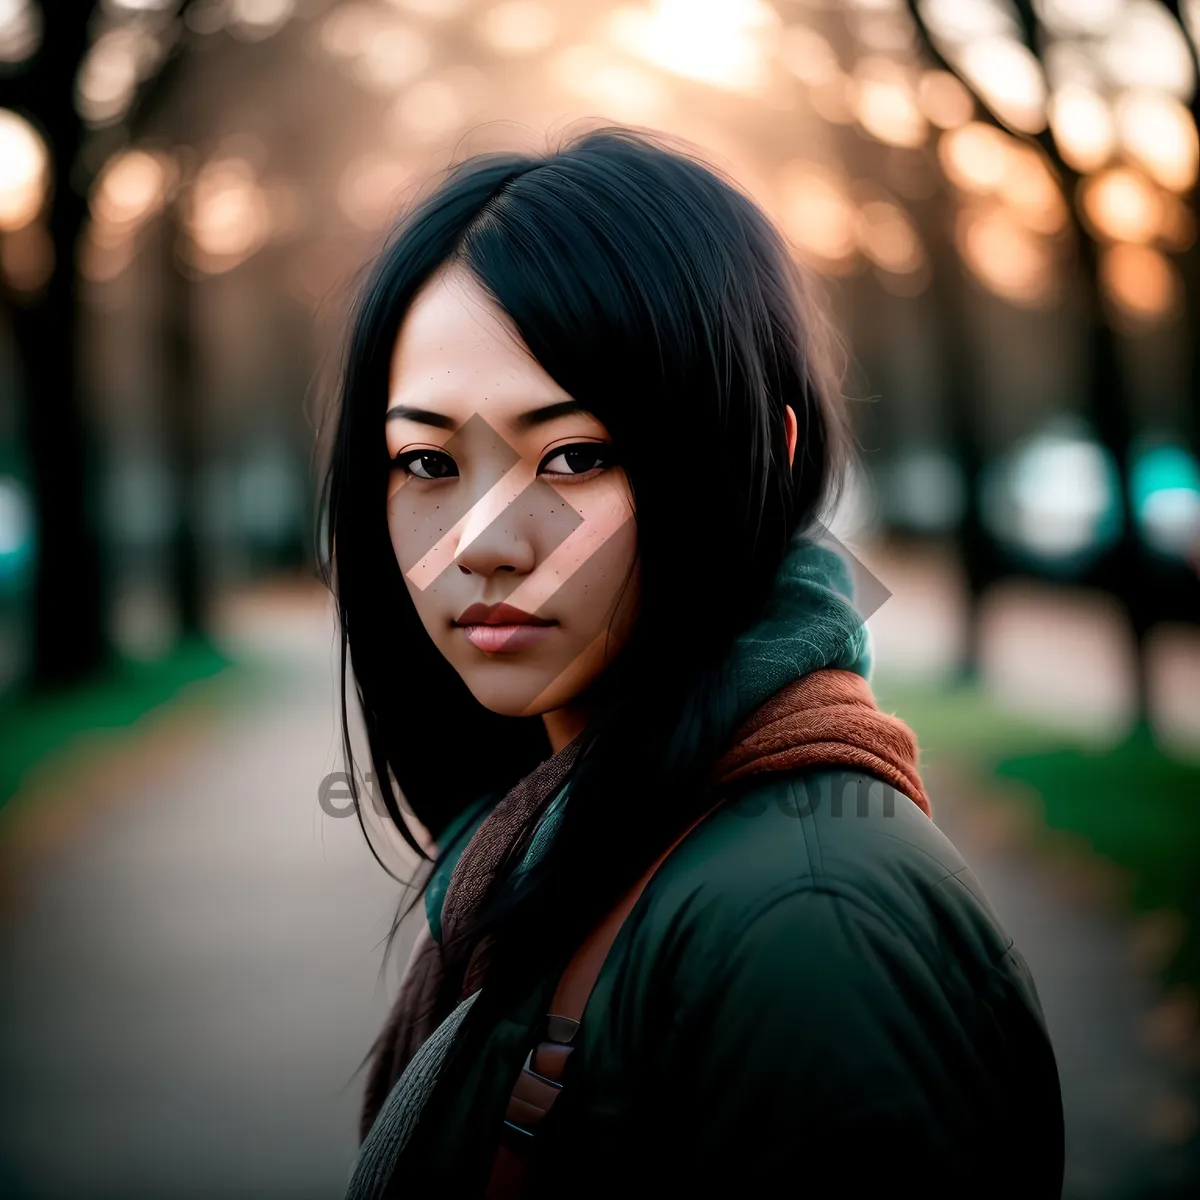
[{"x1": 388, "y1": 266, "x2": 571, "y2": 416}]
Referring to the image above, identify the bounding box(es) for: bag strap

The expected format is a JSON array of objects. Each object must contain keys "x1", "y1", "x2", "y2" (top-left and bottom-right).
[{"x1": 482, "y1": 799, "x2": 723, "y2": 1199}]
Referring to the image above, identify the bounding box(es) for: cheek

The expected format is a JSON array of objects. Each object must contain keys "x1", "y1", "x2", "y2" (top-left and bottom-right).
[
  {"x1": 388, "y1": 479, "x2": 455, "y2": 637},
  {"x1": 386, "y1": 474, "x2": 444, "y2": 578},
  {"x1": 540, "y1": 500, "x2": 638, "y2": 628}
]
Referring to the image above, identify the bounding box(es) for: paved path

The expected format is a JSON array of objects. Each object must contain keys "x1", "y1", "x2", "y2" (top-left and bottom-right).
[
  {"x1": 0, "y1": 591, "x2": 422, "y2": 1200},
  {"x1": 0, "y1": 582, "x2": 1196, "y2": 1197},
  {"x1": 928, "y1": 765, "x2": 1200, "y2": 1199}
]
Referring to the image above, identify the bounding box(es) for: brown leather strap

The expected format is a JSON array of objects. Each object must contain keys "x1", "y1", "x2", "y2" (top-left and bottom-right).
[{"x1": 483, "y1": 799, "x2": 723, "y2": 1199}]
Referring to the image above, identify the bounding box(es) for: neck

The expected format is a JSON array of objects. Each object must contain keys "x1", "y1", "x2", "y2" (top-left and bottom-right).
[{"x1": 542, "y1": 705, "x2": 588, "y2": 755}]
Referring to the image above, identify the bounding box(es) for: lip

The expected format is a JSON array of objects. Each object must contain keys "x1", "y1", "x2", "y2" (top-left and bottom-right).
[
  {"x1": 453, "y1": 602, "x2": 556, "y2": 654},
  {"x1": 460, "y1": 623, "x2": 554, "y2": 653},
  {"x1": 454, "y1": 602, "x2": 555, "y2": 628}
]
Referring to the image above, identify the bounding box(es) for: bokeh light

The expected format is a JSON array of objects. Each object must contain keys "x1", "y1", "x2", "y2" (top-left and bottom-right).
[
  {"x1": 1, "y1": 220, "x2": 53, "y2": 293},
  {"x1": 853, "y1": 57, "x2": 927, "y2": 149},
  {"x1": 1113, "y1": 90, "x2": 1200, "y2": 194},
  {"x1": 0, "y1": 109, "x2": 48, "y2": 232},
  {"x1": 778, "y1": 25, "x2": 839, "y2": 88},
  {"x1": 958, "y1": 37, "x2": 1048, "y2": 133},
  {"x1": 1099, "y1": 243, "x2": 1182, "y2": 325},
  {"x1": 0, "y1": 474, "x2": 34, "y2": 585},
  {"x1": 957, "y1": 203, "x2": 1057, "y2": 307},
  {"x1": 479, "y1": 0, "x2": 558, "y2": 56},
  {"x1": 938, "y1": 121, "x2": 1013, "y2": 192},
  {"x1": 1131, "y1": 441, "x2": 1200, "y2": 560},
  {"x1": 1079, "y1": 167, "x2": 1164, "y2": 244},
  {"x1": 550, "y1": 43, "x2": 671, "y2": 122},
  {"x1": 856, "y1": 198, "x2": 926, "y2": 277},
  {"x1": 352, "y1": 20, "x2": 431, "y2": 92},
  {"x1": 1037, "y1": 0, "x2": 1124, "y2": 37},
  {"x1": 386, "y1": 0, "x2": 474, "y2": 17},
  {"x1": 778, "y1": 161, "x2": 858, "y2": 273},
  {"x1": 75, "y1": 25, "x2": 159, "y2": 126},
  {"x1": 610, "y1": 0, "x2": 778, "y2": 93},
  {"x1": 185, "y1": 156, "x2": 273, "y2": 273},
  {"x1": 1098, "y1": 0, "x2": 1195, "y2": 99},
  {"x1": 337, "y1": 154, "x2": 414, "y2": 231},
  {"x1": 916, "y1": 69, "x2": 974, "y2": 129},
  {"x1": 0, "y1": 0, "x2": 40, "y2": 63},
  {"x1": 91, "y1": 149, "x2": 173, "y2": 234},
  {"x1": 982, "y1": 423, "x2": 1123, "y2": 565},
  {"x1": 228, "y1": 0, "x2": 296, "y2": 41},
  {"x1": 1048, "y1": 83, "x2": 1114, "y2": 173}
]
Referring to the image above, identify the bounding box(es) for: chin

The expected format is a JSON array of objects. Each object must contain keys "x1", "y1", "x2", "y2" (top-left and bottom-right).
[{"x1": 458, "y1": 664, "x2": 582, "y2": 721}]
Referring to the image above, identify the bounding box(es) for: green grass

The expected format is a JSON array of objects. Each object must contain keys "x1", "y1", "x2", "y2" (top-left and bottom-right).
[
  {"x1": 874, "y1": 676, "x2": 1070, "y2": 763},
  {"x1": 876, "y1": 677, "x2": 1200, "y2": 988},
  {"x1": 0, "y1": 638, "x2": 238, "y2": 809},
  {"x1": 995, "y1": 730, "x2": 1200, "y2": 986}
]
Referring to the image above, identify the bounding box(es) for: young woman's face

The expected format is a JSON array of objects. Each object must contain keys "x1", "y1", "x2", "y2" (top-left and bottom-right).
[{"x1": 386, "y1": 265, "x2": 640, "y2": 726}]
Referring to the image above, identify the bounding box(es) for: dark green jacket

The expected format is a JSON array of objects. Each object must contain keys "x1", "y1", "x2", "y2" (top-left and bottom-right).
[{"x1": 403, "y1": 765, "x2": 1064, "y2": 1197}]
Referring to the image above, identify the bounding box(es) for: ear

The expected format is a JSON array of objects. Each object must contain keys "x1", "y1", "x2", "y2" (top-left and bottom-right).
[{"x1": 784, "y1": 405, "x2": 798, "y2": 468}]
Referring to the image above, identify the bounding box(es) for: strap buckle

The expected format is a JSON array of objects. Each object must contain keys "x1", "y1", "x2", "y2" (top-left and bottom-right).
[
  {"x1": 519, "y1": 1046, "x2": 565, "y2": 1090},
  {"x1": 497, "y1": 1013, "x2": 580, "y2": 1147}
]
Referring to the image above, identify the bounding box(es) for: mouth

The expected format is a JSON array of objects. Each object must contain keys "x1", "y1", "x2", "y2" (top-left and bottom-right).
[{"x1": 453, "y1": 602, "x2": 556, "y2": 654}]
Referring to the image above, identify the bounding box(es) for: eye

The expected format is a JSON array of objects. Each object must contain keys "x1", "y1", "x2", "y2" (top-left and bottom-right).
[
  {"x1": 539, "y1": 443, "x2": 616, "y2": 479},
  {"x1": 393, "y1": 449, "x2": 458, "y2": 480}
]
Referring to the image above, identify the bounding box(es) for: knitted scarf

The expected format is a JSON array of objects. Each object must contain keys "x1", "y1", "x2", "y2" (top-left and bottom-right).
[{"x1": 347, "y1": 534, "x2": 929, "y2": 1196}]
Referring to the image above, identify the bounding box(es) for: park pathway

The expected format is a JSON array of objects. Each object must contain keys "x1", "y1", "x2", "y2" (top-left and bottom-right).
[
  {"x1": 0, "y1": 588, "x2": 421, "y2": 1200},
  {"x1": 928, "y1": 763, "x2": 1200, "y2": 1198},
  {"x1": 0, "y1": 581, "x2": 1195, "y2": 1197}
]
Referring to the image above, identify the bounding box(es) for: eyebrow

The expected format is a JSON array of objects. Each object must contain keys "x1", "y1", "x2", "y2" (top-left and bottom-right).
[{"x1": 385, "y1": 400, "x2": 585, "y2": 433}]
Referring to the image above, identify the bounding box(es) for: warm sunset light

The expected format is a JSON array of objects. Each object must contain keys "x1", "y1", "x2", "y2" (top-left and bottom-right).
[
  {"x1": 0, "y1": 108, "x2": 48, "y2": 231},
  {"x1": 91, "y1": 149, "x2": 172, "y2": 233},
  {"x1": 185, "y1": 156, "x2": 272, "y2": 271},
  {"x1": 336, "y1": 154, "x2": 413, "y2": 231},
  {"x1": 958, "y1": 37, "x2": 1047, "y2": 134},
  {"x1": 1080, "y1": 167, "x2": 1164, "y2": 245},
  {"x1": 1000, "y1": 145, "x2": 1068, "y2": 235},
  {"x1": 939, "y1": 122, "x2": 1014, "y2": 193},
  {"x1": 917, "y1": 69, "x2": 974, "y2": 130},
  {"x1": 857, "y1": 199, "x2": 925, "y2": 276},
  {"x1": 610, "y1": 0, "x2": 778, "y2": 93},
  {"x1": 778, "y1": 162, "x2": 858, "y2": 271},
  {"x1": 1100, "y1": 242, "x2": 1182, "y2": 324},
  {"x1": 551, "y1": 44, "x2": 670, "y2": 122},
  {"x1": 854, "y1": 58, "x2": 927, "y2": 149},
  {"x1": 778, "y1": 25, "x2": 838, "y2": 88},
  {"x1": 957, "y1": 204, "x2": 1057, "y2": 307},
  {"x1": 1114, "y1": 90, "x2": 1200, "y2": 193},
  {"x1": 1048, "y1": 84, "x2": 1114, "y2": 173},
  {"x1": 478, "y1": 1, "x2": 558, "y2": 56}
]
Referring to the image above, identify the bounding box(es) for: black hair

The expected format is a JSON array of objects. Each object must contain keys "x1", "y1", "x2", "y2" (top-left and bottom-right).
[{"x1": 319, "y1": 124, "x2": 851, "y2": 1052}]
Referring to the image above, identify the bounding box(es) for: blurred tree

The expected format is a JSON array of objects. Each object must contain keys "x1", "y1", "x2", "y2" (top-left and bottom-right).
[
  {"x1": 1161, "y1": 0, "x2": 1200, "y2": 453},
  {"x1": 907, "y1": 0, "x2": 1200, "y2": 730},
  {"x1": 0, "y1": 2, "x2": 104, "y2": 688},
  {"x1": 161, "y1": 192, "x2": 204, "y2": 637},
  {"x1": 815, "y1": 10, "x2": 996, "y2": 686},
  {"x1": 0, "y1": 0, "x2": 197, "y2": 687}
]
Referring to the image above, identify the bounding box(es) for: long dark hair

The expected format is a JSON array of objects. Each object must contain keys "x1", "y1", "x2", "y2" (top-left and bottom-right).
[{"x1": 319, "y1": 125, "x2": 851, "y2": 1036}]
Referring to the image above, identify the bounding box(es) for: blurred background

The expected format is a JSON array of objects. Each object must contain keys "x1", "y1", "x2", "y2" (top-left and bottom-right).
[{"x1": 0, "y1": 0, "x2": 1198, "y2": 1196}]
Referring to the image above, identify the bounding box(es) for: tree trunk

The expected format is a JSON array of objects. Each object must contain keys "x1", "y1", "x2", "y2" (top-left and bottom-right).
[
  {"x1": 923, "y1": 199, "x2": 993, "y2": 684},
  {"x1": 3, "y1": 0, "x2": 106, "y2": 689},
  {"x1": 161, "y1": 199, "x2": 205, "y2": 637}
]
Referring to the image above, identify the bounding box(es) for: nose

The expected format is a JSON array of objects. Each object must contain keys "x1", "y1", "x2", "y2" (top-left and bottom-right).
[{"x1": 453, "y1": 484, "x2": 537, "y2": 577}]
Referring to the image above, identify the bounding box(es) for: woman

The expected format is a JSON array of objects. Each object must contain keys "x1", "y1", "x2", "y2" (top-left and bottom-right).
[{"x1": 321, "y1": 127, "x2": 1064, "y2": 1198}]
